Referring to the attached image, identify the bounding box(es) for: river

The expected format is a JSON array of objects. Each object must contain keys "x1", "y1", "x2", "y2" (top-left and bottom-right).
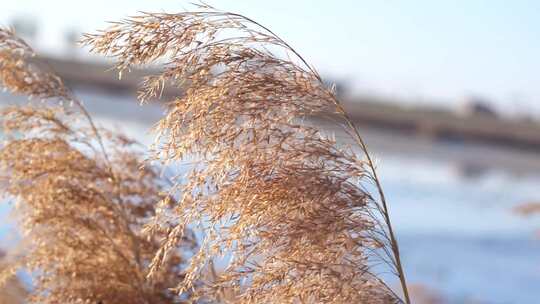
[{"x1": 1, "y1": 88, "x2": 539, "y2": 303}]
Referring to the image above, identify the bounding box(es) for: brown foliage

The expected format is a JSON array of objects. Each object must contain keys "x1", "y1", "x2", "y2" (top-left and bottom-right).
[
  {"x1": 0, "y1": 28, "x2": 196, "y2": 303},
  {"x1": 0, "y1": 250, "x2": 27, "y2": 304},
  {"x1": 514, "y1": 202, "x2": 540, "y2": 238},
  {"x1": 0, "y1": 4, "x2": 410, "y2": 303},
  {"x1": 408, "y1": 284, "x2": 445, "y2": 304},
  {"x1": 83, "y1": 4, "x2": 409, "y2": 303},
  {"x1": 514, "y1": 202, "x2": 540, "y2": 216}
]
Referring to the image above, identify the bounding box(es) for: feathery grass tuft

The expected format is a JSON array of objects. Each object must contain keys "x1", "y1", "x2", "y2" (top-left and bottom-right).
[
  {"x1": 84, "y1": 4, "x2": 410, "y2": 303},
  {"x1": 0, "y1": 28, "x2": 197, "y2": 304},
  {"x1": 0, "y1": 4, "x2": 411, "y2": 303}
]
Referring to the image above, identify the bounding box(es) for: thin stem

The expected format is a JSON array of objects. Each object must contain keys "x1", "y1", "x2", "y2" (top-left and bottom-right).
[
  {"x1": 334, "y1": 102, "x2": 411, "y2": 304},
  {"x1": 71, "y1": 97, "x2": 113, "y2": 171}
]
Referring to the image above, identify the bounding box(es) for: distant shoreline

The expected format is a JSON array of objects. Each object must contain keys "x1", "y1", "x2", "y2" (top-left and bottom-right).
[{"x1": 33, "y1": 55, "x2": 540, "y2": 154}]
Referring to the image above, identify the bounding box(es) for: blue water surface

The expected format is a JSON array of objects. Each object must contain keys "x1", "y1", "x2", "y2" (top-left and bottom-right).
[{"x1": 1, "y1": 89, "x2": 539, "y2": 303}]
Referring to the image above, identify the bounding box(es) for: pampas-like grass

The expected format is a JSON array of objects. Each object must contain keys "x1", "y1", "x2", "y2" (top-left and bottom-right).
[
  {"x1": 0, "y1": 4, "x2": 411, "y2": 303},
  {"x1": 514, "y1": 202, "x2": 540, "y2": 238},
  {"x1": 514, "y1": 202, "x2": 540, "y2": 216},
  {"x1": 83, "y1": 3, "x2": 410, "y2": 303},
  {"x1": 0, "y1": 250, "x2": 27, "y2": 304},
  {"x1": 0, "y1": 28, "x2": 197, "y2": 303}
]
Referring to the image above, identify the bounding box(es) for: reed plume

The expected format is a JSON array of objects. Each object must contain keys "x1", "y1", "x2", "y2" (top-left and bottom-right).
[
  {"x1": 514, "y1": 202, "x2": 540, "y2": 238},
  {"x1": 84, "y1": 3, "x2": 410, "y2": 303},
  {"x1": 0, "y1": 250, "x2": 27, "y2": 304},
  {"x1": 514, "y1": 202, "x2": 540, "y2": 216},
  {"x1": 0, "y1": 28, "x2": 197, "y2": 303}
]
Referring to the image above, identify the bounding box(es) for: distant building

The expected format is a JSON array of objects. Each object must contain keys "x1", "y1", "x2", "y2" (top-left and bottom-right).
[{"x1": 457, "y1": 96, "x2": 498, "y2": 118}]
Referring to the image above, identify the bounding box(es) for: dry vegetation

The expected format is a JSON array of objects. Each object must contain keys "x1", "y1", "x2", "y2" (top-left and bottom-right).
[
  {"x1": 0, "y1": 28, "x2": 196, "y2": 303},
  {"x1": 0, "y1": 250, "x2": 26, "y2": 304},
  {"x1": 514, "y1": 202, "x2": 540, "y2": 238},
  {"x1": 1, "y1": 4, "x2": 410, "y2": 303},
  {"x1": 514, "y1": 202, "x2": 540, "y2": 216}
]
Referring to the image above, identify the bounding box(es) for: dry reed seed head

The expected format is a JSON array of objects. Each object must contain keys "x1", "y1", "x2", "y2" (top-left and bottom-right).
[
  {"x1": 514, "y1": 202, "x2": 540, "y2": 216},
  {"x1": 0, "y1": 29, "x2": 70, "y2": 100},
  {"x1": 0, "y1": 249, "x2": 27, "y2": 304},
  {"x1": 86, "y1": 6, "x2": 404, "y2": 303},
  {"x1": 0, "y1": 111, "x2": 191, "y2": 304},
  {"x1": 514, "y1": 202, "x2": 540, "y2": 238},
  {"x1": 0, "y1": 28, "x2": 197, "y2": 304}
]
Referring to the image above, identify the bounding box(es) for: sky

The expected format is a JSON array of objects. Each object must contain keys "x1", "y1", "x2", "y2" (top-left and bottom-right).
[{"x1": 1, "y1": 0, "x2": 539, "y2": 114}]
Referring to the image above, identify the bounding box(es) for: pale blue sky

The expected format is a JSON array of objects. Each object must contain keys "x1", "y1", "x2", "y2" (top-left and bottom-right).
[{"x1": 1, "y1": 1, "x2": 539, "y2": 113}]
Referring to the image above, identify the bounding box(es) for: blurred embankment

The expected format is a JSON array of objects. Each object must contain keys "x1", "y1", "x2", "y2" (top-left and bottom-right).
[{"x1": 35, "y1": 55, "x2": 540, "y2": 152}]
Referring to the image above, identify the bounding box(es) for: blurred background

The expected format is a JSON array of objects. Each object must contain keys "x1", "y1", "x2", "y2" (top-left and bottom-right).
[{"x1": 1, "y1": 1, "x2": 540, "y2": 303}]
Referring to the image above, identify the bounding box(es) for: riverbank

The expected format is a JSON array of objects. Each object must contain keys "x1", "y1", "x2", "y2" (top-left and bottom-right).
[{"x1": 34, "y1": 55, "x2": 540, "y2": 153}]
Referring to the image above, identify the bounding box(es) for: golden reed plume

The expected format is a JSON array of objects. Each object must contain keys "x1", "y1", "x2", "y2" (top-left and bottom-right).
[
  {"x1": 83, "y1": 3, "x2": 410, "y2": 303},
  {"x1": 1, "y1": 3, "x2": 410, "y2": 303},
  {"x1": 0, "y1": 28, "x2": 196, "y2": 303}
]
